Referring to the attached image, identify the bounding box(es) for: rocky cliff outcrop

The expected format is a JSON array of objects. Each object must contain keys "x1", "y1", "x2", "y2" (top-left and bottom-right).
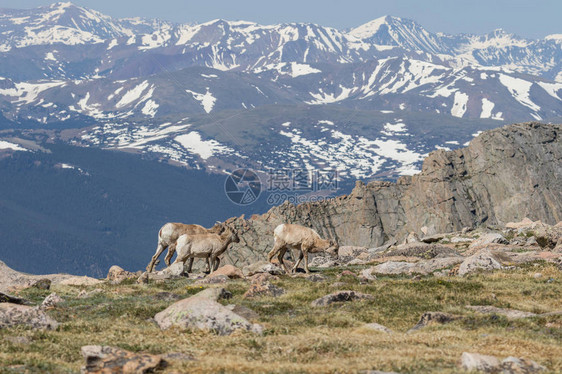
[{"x1": 222, "y1": 122, "x2": 562, "y2": 267}]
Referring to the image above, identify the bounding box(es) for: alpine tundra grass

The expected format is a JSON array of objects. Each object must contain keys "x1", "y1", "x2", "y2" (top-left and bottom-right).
[{"x1": 0, "y1": 263, "x2": 561, "y2": 373}]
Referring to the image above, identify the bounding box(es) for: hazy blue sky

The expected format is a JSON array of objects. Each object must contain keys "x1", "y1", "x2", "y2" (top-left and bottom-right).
[{"x1": 1, "y1": 0, "x2": 560, "y2": 39}]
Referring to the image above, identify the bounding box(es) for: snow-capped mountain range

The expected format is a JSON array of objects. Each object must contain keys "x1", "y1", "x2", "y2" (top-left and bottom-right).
[{"x1": 0, "y1": 2, "x2": 561, "y2": 180}]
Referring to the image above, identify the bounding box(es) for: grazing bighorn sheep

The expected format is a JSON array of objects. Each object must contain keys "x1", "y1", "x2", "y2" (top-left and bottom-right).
[
  {"x1": 146, "y1": 222, "x2": 224, "y2": 272},
  {"x1": 267, "y1": 223, "x2": 338, "y2": 274},
  {"x1": 173, "y1": 226, "x2": 240, "y2": 273}
]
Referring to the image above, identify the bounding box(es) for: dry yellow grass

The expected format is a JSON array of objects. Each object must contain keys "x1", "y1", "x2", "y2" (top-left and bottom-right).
[{"x1": 0, "y1": 262, "x2": 561, "y2": 373}]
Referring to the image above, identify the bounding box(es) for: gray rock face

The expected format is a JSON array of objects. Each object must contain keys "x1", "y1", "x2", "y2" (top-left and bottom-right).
[
  {"x1": 154, "y1": 288, "x2": 261, "y2": 335},
  {"x1": 458, "y1": 250, "x2": 503, "y2": 276},
  {"x1": 0, "y1": 303, "x2": 59, "y2": 330},
  {"x1": 222, "y1": 123, "x2": 562, "y2": 268}
]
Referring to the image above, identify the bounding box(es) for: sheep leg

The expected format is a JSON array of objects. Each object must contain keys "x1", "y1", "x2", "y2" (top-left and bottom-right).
[
  {"x1": 164, "y1": 242, "x2": 177, "y2": 267},
  {"x1": 303, "y1": 247, "x2": 311, "y2": 274},
  {"x1": 213, "y1": 257, "x2": 221, "y2": 271},
  {"x1": 147, "y1": 242, "x2": 167, "y2": 273},
  {"x1": 292, "y1": 250, "x2": 304, "y2": 273},
  {"x1": 277, "y1": 246, "x2": 291, "y2": 274},
  {"x1": 268, "y1": 240, "x2": 284, "y2": 262},
  {"x1": 186, "y1": 257, "x2": 194, "y2": 273}
]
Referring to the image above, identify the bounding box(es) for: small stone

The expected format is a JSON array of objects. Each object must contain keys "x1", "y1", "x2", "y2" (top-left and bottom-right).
[
  {"x1": 243, "y1": 282, "x2": 285, "y2": 298},
  {"x1": 154, "y1": 289, "x2": 261, "y2": 335},
  {"x1": 107, "y1": 265, "x2": 137, "y2": 284},
  {"x1": 363, "y1": 323, "x2": 393, "y2": 334},
  {"x1": 311, "y1": 290, "x2": 374, "y2": 307},
  {"x1": 466, "y1": 305, "x2": 536, "y2": 319},
  {"x1": 304, "y1": 273, "x2": 326, "y2": 282},
  {"x1": 225, "y1": 304, "x2": 259, "y2": 321},
  {"x1": 0, "y1": 303, "x2": 59, "y2": 330},
  {"x1": 460, "y1": 352, "x2": 501, "y2": 372},
  {"x1": 41, "y1": 292, "x2": 64, "y2": 309},
  {"x1": 209, "y1": 265, "x2": 244, "y2": 279},
  {"x1": 501, "y1": 357, "x2": 546, "y2": 373},
  {"x1": 137, "y1": 272, "x2": 149, "y2": 284},
  {"x1": 338, "y1": 270, "x2": 358, "y2": 278},
  {"x1": 458, "y1": 249, "x2": 503, "y2": 276},
  {"x1": 330, "y1": 282, "x2": 346, "y2": 288},
  {"x1": 30, "y1": 279, "x2": 51, "y2": 290},
  {"x1": 469, "y1": 233, "x2": 508, "y2": 248},
  {"x1": 77, "y1": 289, "x2": 103, "y2": 298},
  {"x1": 242, "y1": 261, "x2": 283, "y2": 277},
  {"x1": 533, "y1": 272, "x2": 543, "y2": 279},
  {"x1": 196, "y1": 275, "x2": 229, "y2": 284},
  {"x1": 81, "y1": 345, "x2": 164, "y2": 373},
  {"x1": 4, "y1": 336, "x2": 32, "y2": 345},
  {"x1": 408, "y1": 312, "x2": 459, "y2": 332},
  {"x1": 360, "y1": 268, "x2": 377, "y2": 281},
  {"x1": 58, "y1": 276, "x2": 103, "y2": 287},
  {"x1": 249, "y1": 273, "x2": 280, "y2": 284}
]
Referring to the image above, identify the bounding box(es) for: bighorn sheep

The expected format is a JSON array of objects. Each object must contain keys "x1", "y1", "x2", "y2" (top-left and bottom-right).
[
  {"x1": 267, "y1": 223, "x2": 338, "y2": 274},
  {"x1": 146, "y1": 222, "x2": 224, "y2": 272},
  {"x1": 173, "y1": 226, "x2": 240, "y2": 273}
]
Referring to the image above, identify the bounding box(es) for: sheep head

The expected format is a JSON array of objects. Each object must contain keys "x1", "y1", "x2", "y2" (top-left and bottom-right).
[{"x1": 325, "y1": 239, "x2": 339, "y2": 258}]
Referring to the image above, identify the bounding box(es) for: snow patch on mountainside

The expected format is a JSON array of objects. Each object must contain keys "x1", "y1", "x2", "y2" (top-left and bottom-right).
[
  {"x1": 185, "y1": 88, "x2": 216, "y2": 113},
  {"x1": 116, "y1": 81, "x2": 150, "y2": 108},
  {"x1": 451, "y1": 91, "x2": 468, "y2": 118},
  {"x1": 498, "y1": 74, "x2": 540, "y2": 112},
  {"x1": 0, "y1": 140, "x2": 29, "y2": 152},
  {"x1": 175, "y1": 131, "x2": 232, "y2": 159}
]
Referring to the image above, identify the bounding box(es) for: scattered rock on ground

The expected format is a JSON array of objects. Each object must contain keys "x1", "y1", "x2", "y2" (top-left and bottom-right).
[
  {"x1": 469, "y1": 233, "x2": 508, "y2": 248},
  {"x1": 308, "y1": 256, "x2": 339, "y2": 268},
  {"x1": 458, "y1": 249, "x2": 503, "y2": 276},
  {"x1": 58, "y1": 276, "x2": 103, "y2": 287},
  {"x1": 0, "y1": 292, "x2": 29, "y2": 305},
  {"x1": 465, "y1": 305, "x2": 537, "y2": 319},
  {"x1": 408, "y1": 312, "x2": 460, "y2": 332},
  {"x1": 311, "y1": 290, "x2": 374, "y2": 307},
  {"x1": 77, "y1": 288, "x2": 103, "y2": 298},
  {"x1": 460, "y1": 352, "x2": 501, "y2": 372},
  {"x1": 3, "y1": 336, "x2": 32, "y2": 345},
  {"x1": 244, "y1": 282, "x2": 285, "y2": 298},
  {"x1": 209, "y1": 265, "x2": 244, "y2": 279},
  {"x1": 242, "y1": 261, "x2": 283, "y2": 277},
  {"x1": 501, "y1": 356, "x2": 545, "y2": 373},
  {"x1": 249, "y1": 273, "x2": 280, "y2": 284},
  {"x1": 226, "y1": 304, "x2": 259, "y2": 321},
  {"x1": 0, "y1": 303, "x2": 59, "y2": 330},
  {"x1": 195, "y1": 275, "x2": 229, "y2": 284},
  {"x1": 363, "y1": 323, "x2": 393, "y2": 334},
  {"x1": 81, "y1": 345, "x2": 165, "y2": 374},
  {"x1": 41, "y1": 292, "x2": 64, "y2": 309},
  {"x1": 194, "y1": 287, "x2": 232, "y2": 301},
  {"x1": 107, "y1": 265, "x2": 138, "y2": 284},
  {"x1": 460, "y1": 352, "x2": 546, "y2": 373},
  {"x1": 381, "y1": 243, "x2": 460, "y2": 259},
  {"x1": 30, "y1": 279, "x2": 51, "y2": 290},
  {"x1": 154, "y1": 288, "x2": 262, "y2": 335},
  {"x1": 360, "y1": 267, "x2": 377, "y2": 281}
]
